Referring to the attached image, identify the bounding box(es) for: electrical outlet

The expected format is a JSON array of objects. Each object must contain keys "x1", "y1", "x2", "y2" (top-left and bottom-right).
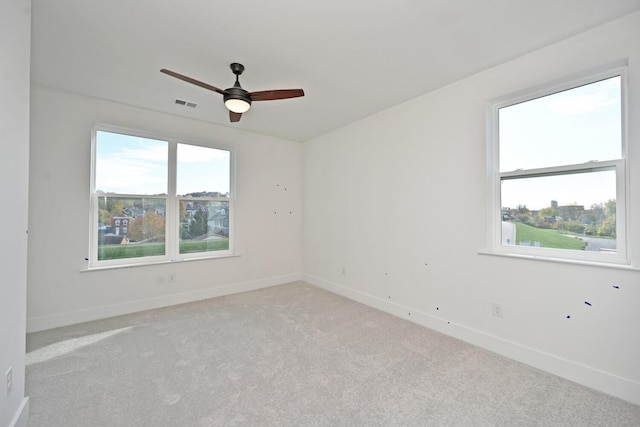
[
  {"x1": 168, "y1": 273, "x2": 176, "y2": 283},
  {"x1": 492, "y1": 302, "x2": 503, "y2": 318},
  {"x1": 6, "y1": 367, "x2": 12, "y2": 394}
]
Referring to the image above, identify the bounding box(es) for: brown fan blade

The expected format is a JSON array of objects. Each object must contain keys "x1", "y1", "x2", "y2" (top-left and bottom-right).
[
  {"x1": 249, "y1": 89, "x2": 305, "y2": 101},
  {"x1": 160, "y1": 69, "x2": 227, "y2": 96},
  {"x1": 229, "y1": 111, "x2": 242, "y2": 122}
]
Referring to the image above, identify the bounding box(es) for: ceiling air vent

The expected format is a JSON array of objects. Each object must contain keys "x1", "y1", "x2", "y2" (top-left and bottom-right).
[{"x1": 174, "y1": 99, "x2": 197, "y2": 108}]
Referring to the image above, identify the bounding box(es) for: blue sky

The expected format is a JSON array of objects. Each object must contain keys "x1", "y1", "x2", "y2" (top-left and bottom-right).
[
  {"x1": 95, "y1": 132, "x2": 230, "y2": 196},
  {"x1": 177, "y1": 144, "x2": 230, "y2": 196},
  {"x1": 499, "y1": 76, "x2": 621, "y2": 210}
]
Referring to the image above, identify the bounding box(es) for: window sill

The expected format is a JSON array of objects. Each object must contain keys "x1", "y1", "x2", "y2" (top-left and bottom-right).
[
  {"x1": 81, "y1": 253, "x2": 241, "y2": 272},
  {"x1": 477, "y1": 250, "x2": 639, "y2": 271}
]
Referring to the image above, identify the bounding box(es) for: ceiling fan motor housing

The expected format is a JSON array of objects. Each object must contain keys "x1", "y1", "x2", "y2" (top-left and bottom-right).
[{"x1": 224, "y1": 87, "x2": 252, "y2": 113}]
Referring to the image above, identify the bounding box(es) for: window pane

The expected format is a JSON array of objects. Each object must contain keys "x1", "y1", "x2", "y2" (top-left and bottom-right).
[
  {"x1": 177, "y1": 144, "x2": 230, "y2": 197},
  {"x1": 499, "y1": 76, "x2": 621, "y2": 172},
  {"x1": 179, "y1": 200, "x2": 229, "y2": 254},
  {"x1": 96, "y1": 131, "x2": 168, "y2": 195},
  {"x1": 501, "y1": 170, "x2": 616, "y2": 252},
  {"x1": 97, "y1": 196, "x2": 166, "y2": 260}
]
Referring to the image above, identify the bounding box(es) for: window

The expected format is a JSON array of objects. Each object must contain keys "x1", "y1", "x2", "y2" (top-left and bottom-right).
[
  {"x1": 489, "y1": 69, "x2": 627, "y2": 264},
  {"x1": 90, "y1": 127, "x2": 232, "y2": 268}
]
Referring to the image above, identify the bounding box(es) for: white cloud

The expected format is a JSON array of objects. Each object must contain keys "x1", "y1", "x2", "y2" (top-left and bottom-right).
[
  {"x1": 178, "y1": 144, "x2": 229, "y2": 163},
  {"x1": 547, "y1": 94, "x2": 617, "y2": 115},
  {"x1": 96, "y1": 144, "x2": 168, "y2": 194}
]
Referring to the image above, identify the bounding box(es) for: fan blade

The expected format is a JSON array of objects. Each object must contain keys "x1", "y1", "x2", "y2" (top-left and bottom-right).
[
  {"x1": 249, "y1": 89, "x2": 304, "y2": 101},
  {"x1": 230, "y1": 111, "x2": 242, "y2": 122},
  {"x1": 160, "y1": 69, "x2": 227, "y2": 96}
]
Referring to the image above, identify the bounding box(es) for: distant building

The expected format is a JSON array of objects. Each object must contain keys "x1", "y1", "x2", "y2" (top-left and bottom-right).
[
  {"x1": 558, "y1": 204, "x2": 584, "y2": 221},
  {"x1": 110, "y1": 216, "x2": 133, "y2": 236}
]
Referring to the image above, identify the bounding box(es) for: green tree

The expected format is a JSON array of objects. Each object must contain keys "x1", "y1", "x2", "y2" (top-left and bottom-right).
[
  {"x1": 594, "y1": 199, "x2": 617, "y2": 238},
  {"x1": 538, "y1": 206, "x2": 559, "y2": 218},
  {"x1": 189, "y1": 209, "x2": 209, "y2": 238},
  {"x1": 562, "y1": 221, "x2": 585, "y2": 234},
  {"x1": 512, "y1": 204, "x2": 531, "y2": 224},
  {"x1": 598, "y1": 217, "x2": 616, "y2": 238},
  {"x1": 604, "y1": 199, "x2": 616, "y2": 218},
  {"x1": 179, "y1": 201, "x2": 190, "y2": 239},
  {"x1": 581, "y1": 203, "x2": 605, "y2": 227},
  {"x1": 98, "y1": 209, "x2": 112, "y2": 226}
]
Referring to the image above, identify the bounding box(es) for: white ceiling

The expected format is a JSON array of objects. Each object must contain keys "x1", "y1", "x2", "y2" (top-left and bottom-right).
[{"x1": 30, "y1": 0, "x2": 640, "y2": 142}]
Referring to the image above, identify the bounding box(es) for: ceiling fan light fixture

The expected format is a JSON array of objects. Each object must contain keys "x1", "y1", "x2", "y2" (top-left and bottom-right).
[{"x1": 224, "y1": 98, "x2": 251, "y2": 113}]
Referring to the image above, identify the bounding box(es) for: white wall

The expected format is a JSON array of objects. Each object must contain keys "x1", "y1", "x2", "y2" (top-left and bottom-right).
[
  {"x1": 27, "y1": 87, "x2": 302, "y2": 331},
  {"x1": 0, "y1": 0, "x2": 31, "y2": 425},
  {"x1": 302, "y1": 12, "x2": 640, "y2": 404}
]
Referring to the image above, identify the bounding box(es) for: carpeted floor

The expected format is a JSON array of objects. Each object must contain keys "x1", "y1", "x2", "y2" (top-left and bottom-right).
[{"x1": 26, "y1": 281, "x2": 640, "y2": 426}]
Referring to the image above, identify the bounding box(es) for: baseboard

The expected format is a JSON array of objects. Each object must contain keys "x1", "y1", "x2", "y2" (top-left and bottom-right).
[
  {"x1": 27, "y1": 273, "x2": 301, "y2": 333},
  {"x1": 9, "y1": 397, "x2": 29, "y2": 427},
  {"x1": 302, "y1": 273, "x2": 640, "y2": 406}
]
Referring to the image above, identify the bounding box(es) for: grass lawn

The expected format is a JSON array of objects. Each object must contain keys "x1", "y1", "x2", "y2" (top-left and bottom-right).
[
  {"x1": 514, "y1": 222, "x2": 585, "y2": 250},
  {"x1": 98, "y1": 242, "x2": 166, "y2": 260},
  {"x1": 98, "y1": 239, "x2": 229, "y2": 260},
  {"x1": 180, "y1": 239, "x2": 229, "y2": 254}
]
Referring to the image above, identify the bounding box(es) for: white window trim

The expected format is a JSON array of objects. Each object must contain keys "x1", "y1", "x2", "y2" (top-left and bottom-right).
[
  {"x1": 88, "y1": 124, "x2": 236, "y2": 269},
  {"x1": 485, "y1": 65, "x2": 630, "y2": 266}
]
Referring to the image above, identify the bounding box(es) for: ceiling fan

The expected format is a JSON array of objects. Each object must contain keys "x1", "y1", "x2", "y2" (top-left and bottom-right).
[{"x1": 160, "y1": 63, "x2": 304, "y2": 122}]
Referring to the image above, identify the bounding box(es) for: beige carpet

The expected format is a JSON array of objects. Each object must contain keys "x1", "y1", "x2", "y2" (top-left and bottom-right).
[{"x1": 26, "y1": 281, "x2": 640, "y2": 426}]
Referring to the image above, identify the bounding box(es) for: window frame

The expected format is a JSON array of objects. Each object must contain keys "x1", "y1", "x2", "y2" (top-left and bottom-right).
[
  {"x1": 88, "y1": 124, "x2": 235, "y2": 269},
  {"x1": 487, "y1": 66, "x2": 629, "y2": 266}
]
